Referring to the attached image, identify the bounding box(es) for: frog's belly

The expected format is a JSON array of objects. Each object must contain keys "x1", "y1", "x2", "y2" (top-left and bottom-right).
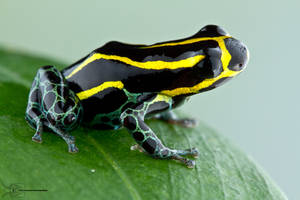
[{"x1": 80, "y1": 88, "x2": 142, "y2": 130}]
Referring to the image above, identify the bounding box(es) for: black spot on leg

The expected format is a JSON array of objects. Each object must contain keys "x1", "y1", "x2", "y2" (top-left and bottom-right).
[
  {"x1": 54, "y1": 101, "x2": 64, "y2": 114},
  {"x1": 123, "y1": 115, "x2": 136, "y2": 130},
  {"x1": 43, "y1": 92, "x2": 56, "y2": 110},
  {"x1": 47, "y1": 71, "x2": 61, "y2": 84},
  {"x1": 138, "y1": 118, "x2": 150, "y2": 131},
  {"x1": 46, "y1": 113, "x2": 55, "y2": 124},
  {"x1": 27, "y1": 107, "x2": 42, "y2": 118},
  {"x1": 32, "y1": 107, "x2": 42, "y2": 115},
  {"x1": 133, "y1": 131, "x2": 144, "y2": 141},
  {"x1": 142, "y1": 138, "x2": 157, "y2": 154}
]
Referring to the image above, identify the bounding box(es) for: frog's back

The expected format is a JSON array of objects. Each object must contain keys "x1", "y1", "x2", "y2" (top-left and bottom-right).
[
  {"x1": 62, "y1": 38, "x2": 220, "y2": 95},
  {"x1": 61, "y1": 26, "x2": 226, "y2": 124}
]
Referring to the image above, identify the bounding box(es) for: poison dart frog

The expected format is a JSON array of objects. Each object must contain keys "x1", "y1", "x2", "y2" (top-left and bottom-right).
[{"x1": 25, "y1": 25, "x2": 249, "y2": 168}]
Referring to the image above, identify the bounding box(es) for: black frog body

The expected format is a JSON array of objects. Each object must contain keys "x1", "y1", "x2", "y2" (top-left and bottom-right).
[{"x1": 25, "y1": 25, "x2": 249, "y2": 168}]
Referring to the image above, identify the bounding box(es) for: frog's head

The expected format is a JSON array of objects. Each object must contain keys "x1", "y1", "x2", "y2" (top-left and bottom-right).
[
  {"x1": 224, "y1": 37, "x2": 249, "y2": 72},
  {"x1": 199, "y1": 25, "x2": 249, "y2": 72},
  {"x1": 189, "y1": 25, "x2": 249, "y2": 94}
]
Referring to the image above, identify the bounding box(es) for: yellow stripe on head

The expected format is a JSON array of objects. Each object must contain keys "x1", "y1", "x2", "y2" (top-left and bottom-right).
[{"x1": 141, "y1": 36, "x2": 231, "y2": 49}]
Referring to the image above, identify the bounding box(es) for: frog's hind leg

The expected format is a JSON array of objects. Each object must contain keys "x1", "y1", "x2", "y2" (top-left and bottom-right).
[
  {"x1": 121, "y1": 94, "x2": 199, "y2": 168},
  {"x1": 25, "y1": 66, "x2": 82, "y2": 153},
  {"x1": 153, "y1": 110, "x2": 197, "y2": 128}
]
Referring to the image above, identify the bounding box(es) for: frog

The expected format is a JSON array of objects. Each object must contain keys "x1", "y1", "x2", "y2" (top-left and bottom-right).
[{"x1": 25, "y1": 25, "x2": 249, "y2": 168}]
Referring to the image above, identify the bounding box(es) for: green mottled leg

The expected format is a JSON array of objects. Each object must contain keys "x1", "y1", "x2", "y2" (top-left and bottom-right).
[
  {"x1": 25, "y1": 65, "x2": 82, "y2": 153},
  {"x1": 121, "y1": 94, "x2": 199, "y2": 168},
  {"x1": 153, "y1": 110, "x2": 197, "y2": 128}
]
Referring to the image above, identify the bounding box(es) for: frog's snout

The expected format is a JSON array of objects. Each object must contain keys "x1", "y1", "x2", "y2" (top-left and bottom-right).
[{"x1": 224, "y1": 37, "x2": 249, "y2": 71}]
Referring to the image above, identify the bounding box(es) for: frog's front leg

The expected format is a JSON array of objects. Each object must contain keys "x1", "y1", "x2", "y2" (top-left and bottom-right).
[
  {"x1": 25, "y1": 66, "x2": 83, "y2": 153},
  {"x1": 153, "y1": 110, "x2": 197, "y2": 128},
  {"x1": 121, "y1": 94, "x2": 199, "y2": 168}
]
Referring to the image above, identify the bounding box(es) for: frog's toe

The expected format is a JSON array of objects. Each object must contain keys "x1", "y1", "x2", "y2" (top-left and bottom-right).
[
  {"x1": 32, "y1": 132, "x2": 42, "y2": 143},
  {"x1": 185, "y1": 159, "x2": 196, "y2": 168},
  {"x1": 68, "y1": 144, "x2": 79, "y2": 153},
  {"x1": 171, "y1": 154, "x2": 196, "y2": 168},
  {"x1": 176, "y1": 147, "x2": 199, "y2": 158},
  {"x1": 130, "y1": 144, "x2": 144, "y2": 153},
  {"x1": 186, "y1": 147, "x2": 199, "y2": 158}
]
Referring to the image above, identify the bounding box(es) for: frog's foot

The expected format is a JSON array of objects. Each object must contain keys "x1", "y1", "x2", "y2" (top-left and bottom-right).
[
  {"x1": 32, "y1": 131, "x2": 42, "y2": 143},
  {"x1": 68, "y1": 143, "x2": 79, "y2": 153},
  {"x1": 172, "y1": 154, "x2": 196, "y2": 168},
  {"x1": 131, "y1": 144, "x2": 198, "y2": 168},
  {"x1": 157, "y1": 148, "x2": 199, "y2": 168},
  {"x1": 167, "y1": 118, "x2": 197, "y2": 128},
  {"x1": 130, "y1": 144, "x2": 144, "y2": 152},
  {"x1": 29, "y1": 120, "x2": 44, "y2": 143},
  {"x1": 63, "y1": 135, "x2": 79, "y2": 153}
]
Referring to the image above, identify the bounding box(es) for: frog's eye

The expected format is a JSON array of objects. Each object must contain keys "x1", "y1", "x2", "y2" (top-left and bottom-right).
[{"x1": 231, "y1": 63, "x2": 244, "y2": 71}]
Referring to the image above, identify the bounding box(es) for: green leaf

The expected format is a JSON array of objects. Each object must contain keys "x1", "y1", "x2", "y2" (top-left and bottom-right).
[{"x1": 0, "y1": 47, "x2": 287, "y2": 200}]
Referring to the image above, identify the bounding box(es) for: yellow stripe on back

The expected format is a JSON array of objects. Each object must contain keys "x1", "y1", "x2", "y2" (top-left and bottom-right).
[
  {"x1": 76, "y1": 81, "x2": 124, "y2": 100},
  {"x1": 66, "y1": 53, "x2": 205, "y2": 79}
]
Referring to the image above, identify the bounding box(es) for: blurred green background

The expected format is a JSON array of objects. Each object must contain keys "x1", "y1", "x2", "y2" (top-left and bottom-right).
[{"x1": 0, "y1": 0, "x2": 299, "y2": 199}]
